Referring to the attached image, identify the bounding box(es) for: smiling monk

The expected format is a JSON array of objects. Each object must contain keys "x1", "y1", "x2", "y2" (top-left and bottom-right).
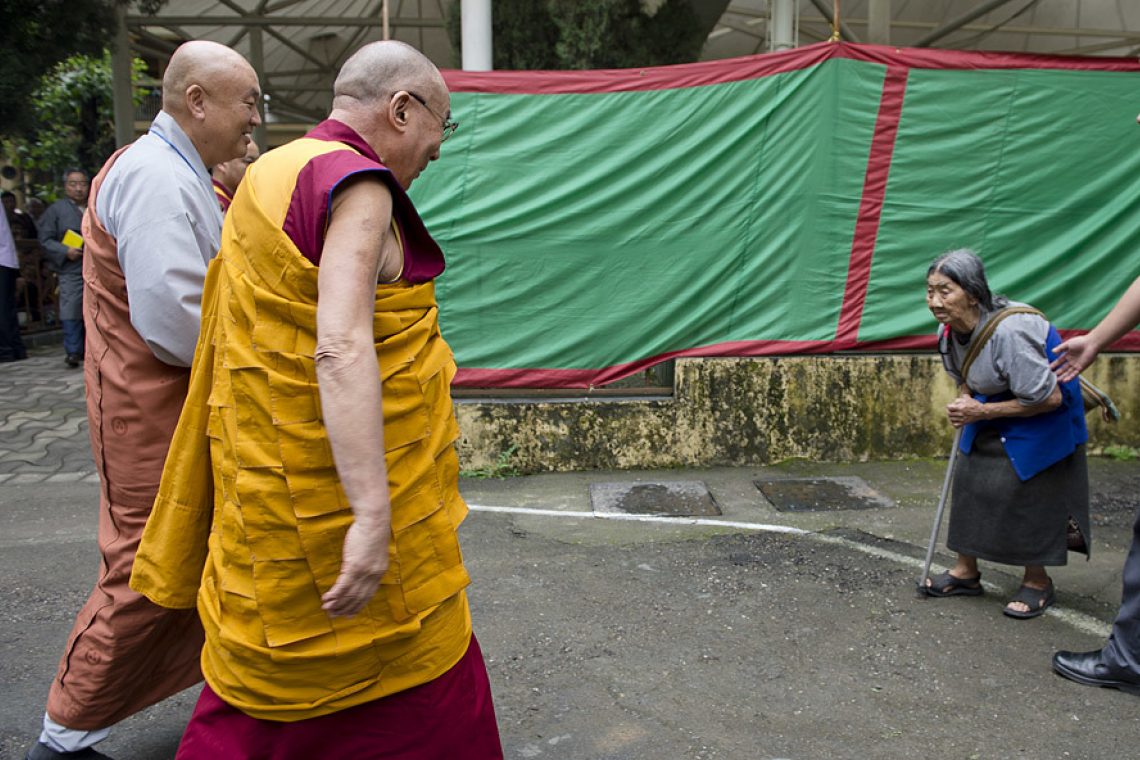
[{"x1": 25, "y1": 41, "x2": 261, "y2": 760}]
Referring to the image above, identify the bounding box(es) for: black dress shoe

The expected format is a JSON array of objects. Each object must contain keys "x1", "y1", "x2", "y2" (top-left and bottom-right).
[
  {"x1": 24, "y1": 741, "x2": 113, "y2": 759},
  {"x1": 1053, "y1": 649, "x2": 1140, "y2": 695},
  {"x1": 65, "y1": 354, "x2": 80, "y2": 368}
]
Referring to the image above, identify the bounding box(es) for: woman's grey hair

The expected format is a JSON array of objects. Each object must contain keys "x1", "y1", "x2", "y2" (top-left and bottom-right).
[{"x1": 927, "y1": 248, "x2": 1008, "y2": 310}]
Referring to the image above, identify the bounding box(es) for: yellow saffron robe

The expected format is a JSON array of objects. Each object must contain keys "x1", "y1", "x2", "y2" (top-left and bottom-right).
[{"x1": 130, "y1": 136, "x2": 472, "y2": 721}]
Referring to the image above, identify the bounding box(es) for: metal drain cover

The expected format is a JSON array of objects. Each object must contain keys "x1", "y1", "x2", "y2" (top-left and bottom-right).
[
  {"x1": 755, "y1": 477, "x2": 893, "y2": 512},
  {"x1": 590, "y1": 481, "x2": 721, "y2": 516}
]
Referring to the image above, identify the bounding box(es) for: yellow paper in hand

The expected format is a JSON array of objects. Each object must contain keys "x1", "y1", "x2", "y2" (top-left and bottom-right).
[{"x1": 61, "y1": 229, "x2": 83, "y2": 249}]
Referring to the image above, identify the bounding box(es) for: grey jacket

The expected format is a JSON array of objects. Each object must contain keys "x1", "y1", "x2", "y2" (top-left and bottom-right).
[{"x1": 38, "y1": 198, "x2": 85, "y2": 279}]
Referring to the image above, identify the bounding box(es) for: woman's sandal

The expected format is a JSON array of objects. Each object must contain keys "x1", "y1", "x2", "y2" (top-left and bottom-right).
[
  {"x1": 1003, "y1": 582, "x2": 1055, "y2": 619},
  {"x1": 921, "y1": 571, "x2": 984, "y2": 597}
]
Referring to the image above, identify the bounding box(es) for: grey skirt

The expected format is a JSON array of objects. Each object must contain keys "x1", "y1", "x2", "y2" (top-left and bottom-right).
[{"x1": 947, "y1": 427, "x2": 1090, "y2": 566}]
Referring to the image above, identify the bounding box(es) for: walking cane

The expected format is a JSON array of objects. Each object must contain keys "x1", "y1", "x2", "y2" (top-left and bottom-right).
[{"x1": 917, "y1": 427, "x2": 962, "y2": 596}]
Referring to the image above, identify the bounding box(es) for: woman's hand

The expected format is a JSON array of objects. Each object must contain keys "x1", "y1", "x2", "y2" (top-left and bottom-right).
[{"x1": 946, "y1": 397, "x2": 987, "y2": 428}]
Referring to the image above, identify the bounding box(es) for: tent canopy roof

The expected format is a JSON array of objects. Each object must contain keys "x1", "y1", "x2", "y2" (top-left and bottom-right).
[{"x1": 127, "y1": 1, "x2": 1140, "y2": 122}]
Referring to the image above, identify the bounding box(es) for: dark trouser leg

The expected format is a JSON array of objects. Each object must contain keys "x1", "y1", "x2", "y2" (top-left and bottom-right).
[
  {"x1": 1103, "y1": 504, "x2": 1140, "y2": 675},
  {"x1": 0, "y1": 266, "x2": 27, "y2": 361},
  {"x1": 62, "y1": 318, "x2": 84, "y2": 356}
]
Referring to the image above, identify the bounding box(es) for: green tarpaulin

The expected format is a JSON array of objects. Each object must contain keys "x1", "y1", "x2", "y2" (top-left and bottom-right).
[{"x1": 409, "y1": 42, "x2": 1140, "y2": 388}]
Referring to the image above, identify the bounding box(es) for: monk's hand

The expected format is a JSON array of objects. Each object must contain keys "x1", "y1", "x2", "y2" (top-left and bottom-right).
[
  {"x1": 1050, "y1": 335, "x2": 1097, "y2": 384},
  {"x1": 946, "y1": 397, "x2": 985, "y2": 428},
  {"x1": 321, "y1": 520, "x2": 390, "y2": 618}
]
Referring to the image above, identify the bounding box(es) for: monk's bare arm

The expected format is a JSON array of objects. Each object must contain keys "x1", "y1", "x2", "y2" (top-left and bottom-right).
[
  {"x1": 315, "y1": 176, "x2": 395, "y2": 618},
  {"x1": 1052, "y1": 275, "x2": 1140, "y2": 382}
]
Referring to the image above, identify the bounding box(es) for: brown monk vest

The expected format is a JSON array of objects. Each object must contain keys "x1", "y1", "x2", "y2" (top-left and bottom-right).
[{"x1": 81, "y1": 147, "x2": 194, "y2": 508}]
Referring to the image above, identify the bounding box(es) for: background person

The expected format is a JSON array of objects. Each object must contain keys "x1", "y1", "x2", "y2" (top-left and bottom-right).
[
  {"x1": 24, "y1": 40, "x2": 261, "y2": 760},
  {"x1": 0, "y1": 204, "x2": 28, "y2": 362},
  {"x1": 1051, "y1": 274, "x2": 1140, "y2": 694},
  {"x1": 3, "y1": 190, "x2": 38, "y2": 239},
  {"x1": 38, "y1": 170, "x2": 89, "y2": 367},
  {"x1": 920, "y1": 249, "x2": 1089, "y2": 619},
  {"x1": 27, "y1": 196, "x2": 47, "y2": 222},
  {"x1": 211, "y1": 138, "x2": 259, "y2": 213}
]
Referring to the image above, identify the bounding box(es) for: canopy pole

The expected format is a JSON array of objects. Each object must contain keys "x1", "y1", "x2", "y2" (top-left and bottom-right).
[
  {"x1": 770, "y1": 0, "x2": 796, "y2": 51},
  {"x1": 461, "y1": 0, "x2": 492, "y2": 71},
  {"x1": 868, "y1": 0, "x2": 890, "y2": 45}
]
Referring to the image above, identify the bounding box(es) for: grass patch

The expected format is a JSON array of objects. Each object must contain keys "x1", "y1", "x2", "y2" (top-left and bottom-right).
[
  {"x1": 1103, "y1": 445, "x2": 1139, "y2": 462},
  {"x1": 460, "y1": 444, "x2": 519, "y2": 479}
]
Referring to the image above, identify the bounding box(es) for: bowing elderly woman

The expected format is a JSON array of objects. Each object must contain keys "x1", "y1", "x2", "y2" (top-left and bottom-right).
[{"x1": 921, "y1": 249, "x2": 1089, "y2": 619}]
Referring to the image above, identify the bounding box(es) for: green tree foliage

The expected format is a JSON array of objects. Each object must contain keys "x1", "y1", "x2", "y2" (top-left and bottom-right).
[
  {"x1": 447, "y1": 0, "x2": 706, "y2": 70},
  {"x1": 6, "y1": 53, "x2": 149, "y2": 200},
  {"x1": 0, "y1": 0, "x2": 118, "y2": 135}
]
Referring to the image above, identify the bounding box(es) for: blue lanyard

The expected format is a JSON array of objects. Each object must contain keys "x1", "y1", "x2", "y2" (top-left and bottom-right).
[{"x1": 151, "y1": 128, "x2": 205, "y2": 178}]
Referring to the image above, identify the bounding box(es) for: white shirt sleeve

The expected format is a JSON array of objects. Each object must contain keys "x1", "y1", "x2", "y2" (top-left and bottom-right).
[
  {"x1": 116, "y1": 209, "x2": 211, "y2": 366},
  {"x1": 96, "y1": 128, "x2": 222, "y2": 368}
]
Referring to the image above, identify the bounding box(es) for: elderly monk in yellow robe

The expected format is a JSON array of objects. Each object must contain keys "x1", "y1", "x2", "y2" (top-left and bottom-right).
[{"x1": 130, "y1": 41, "x2": 502, "y2": 759}]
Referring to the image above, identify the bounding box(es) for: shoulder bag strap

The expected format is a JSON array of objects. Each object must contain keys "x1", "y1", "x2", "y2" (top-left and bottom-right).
[{"x1": 958, "y1": 306, "x2": 1045, "y2": 386}]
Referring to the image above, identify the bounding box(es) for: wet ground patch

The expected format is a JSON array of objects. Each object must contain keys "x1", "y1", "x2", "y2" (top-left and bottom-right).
[
  {"x1": 590, "y1": 480, "x2": 722, "y2": 516},
  {"x1": 755, "y1": 476, "x2": 895, "y2": 512}
]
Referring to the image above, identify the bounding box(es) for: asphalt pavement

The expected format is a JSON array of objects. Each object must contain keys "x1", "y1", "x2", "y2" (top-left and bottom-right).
[{"x1": 3, "y1": 346, "x2": 1140, "y2": 760}]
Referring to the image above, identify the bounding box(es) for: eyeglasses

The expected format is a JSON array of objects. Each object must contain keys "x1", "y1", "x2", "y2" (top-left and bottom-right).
[{"x1": 406, "y1": 91, "x2": 458, "y2": 142}]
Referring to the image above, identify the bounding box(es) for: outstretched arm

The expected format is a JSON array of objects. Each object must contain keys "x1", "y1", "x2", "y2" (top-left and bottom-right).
[{"x1": 1051, "y1": 276, "x2": 1140, "y2": 382}]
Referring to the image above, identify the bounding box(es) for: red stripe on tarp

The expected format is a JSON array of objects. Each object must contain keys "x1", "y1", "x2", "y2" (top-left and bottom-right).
[
  {"x1": 441, "y1": 42, "x2": 1140, "y2": 96},
  {"x1": 453, "y1": 332, "x2": 1140, "y2": 389},
  {"x1": 850, "y1": 330, "x2": 1140, "y2": 353},
  {"x1": 442, "y1": 43, "x2": 834, "y2": 94},
  {"x1": 848, "y1": 335, "x2": 939, "y2": 352},
  {"x1": 829, "y1": 42, "x2": 1140, "y2": 73},
  {"x1": 456, "y1": 339, "x2": 839, "y2": 389},
  {"x1": 834, "y1": 66, "x2": 909, "y2": 349}
]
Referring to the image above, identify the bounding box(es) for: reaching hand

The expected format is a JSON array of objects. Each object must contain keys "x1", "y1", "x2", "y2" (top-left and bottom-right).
[
  {"x1": 321, "y1": 520, "x2": 390, "y2": 618},
  {"x1": 1049, "y1": 335, "x2": 1098, "y2": 384}
]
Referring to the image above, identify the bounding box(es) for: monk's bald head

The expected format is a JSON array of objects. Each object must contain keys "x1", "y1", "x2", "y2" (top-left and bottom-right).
[
  {"x1": 161, "y1": 41, "x2": 262, "y2": 168},
  {"x1": 333, "y1": 41, "x2": 444, "y2": 108},
  {"x1": 329, "y1": 41, "x2": 451, "y2": 189},
  {"x1": 162, "y1": 41, "x2": 258, "y2": 115}
]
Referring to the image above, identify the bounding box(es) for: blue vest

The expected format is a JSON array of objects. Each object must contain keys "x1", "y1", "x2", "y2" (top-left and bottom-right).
[{"x1": 958, "y1": 324, "x2": 1087, "y2": 481}]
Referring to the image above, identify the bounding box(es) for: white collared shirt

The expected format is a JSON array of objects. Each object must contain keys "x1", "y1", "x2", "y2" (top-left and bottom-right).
[{"x1": 95, "y1": 110, "x2": 224, "y2": 366}]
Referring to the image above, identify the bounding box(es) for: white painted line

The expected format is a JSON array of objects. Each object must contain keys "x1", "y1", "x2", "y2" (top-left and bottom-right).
[
  {"x1": 468, "y1": 503, "x2": 1113, "y2": 638},
  {"x1": 468, "y1": 503, "x2": 807, "y2": 534}
]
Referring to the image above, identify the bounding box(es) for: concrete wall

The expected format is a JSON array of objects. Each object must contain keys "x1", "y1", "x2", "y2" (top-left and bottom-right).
[{"x1": 454, "y1": 354, "x2": 1140, "y2": 474}]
